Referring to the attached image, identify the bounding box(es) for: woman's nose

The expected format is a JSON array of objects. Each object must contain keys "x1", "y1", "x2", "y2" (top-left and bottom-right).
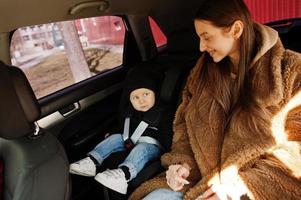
[{"x1": 199, "y1": 41, "x2": 206, "y2": 52}]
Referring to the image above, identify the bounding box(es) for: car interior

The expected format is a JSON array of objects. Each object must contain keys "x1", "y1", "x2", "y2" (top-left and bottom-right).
[
  {"x1": 0, "y1": 61, "x2": 70, "y2": 200},
  {"x1": 0, "y1": 0, "x2": 300, "y2": 200}
]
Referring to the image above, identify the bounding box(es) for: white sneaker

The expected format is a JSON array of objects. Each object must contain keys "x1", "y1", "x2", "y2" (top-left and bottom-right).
[
  {"x1": 94, "y1": 168, "x2": 128, "y2": 194},
  {"x1": 69, "y1": 157, "x2": 96, "y2": 177}
]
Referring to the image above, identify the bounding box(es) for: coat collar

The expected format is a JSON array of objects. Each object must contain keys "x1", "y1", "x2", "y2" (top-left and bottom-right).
[{"x1": 251, "y1": 23, "x2": 279, "y2": 66}]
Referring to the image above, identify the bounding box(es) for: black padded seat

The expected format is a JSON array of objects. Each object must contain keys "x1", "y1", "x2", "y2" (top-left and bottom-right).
[
  {"x1": 266, "y1": 18, "x2": 301, "y2": 53},
  {"x1": 0, "y1": 61, "x2": 70, "y2": 200}
]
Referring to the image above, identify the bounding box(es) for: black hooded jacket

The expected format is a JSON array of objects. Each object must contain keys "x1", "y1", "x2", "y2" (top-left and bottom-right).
[
  {"x1": 113, "y1": 66, "x2": 174, "y2": 152},
  {"x1": 118, "y1": 104, "x2": 173, "y2": 152}
]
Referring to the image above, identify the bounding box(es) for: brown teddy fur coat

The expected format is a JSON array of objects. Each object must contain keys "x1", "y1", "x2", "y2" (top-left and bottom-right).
[{"x1": 129, "y1": 23, "x2": 301, "y2": 200}]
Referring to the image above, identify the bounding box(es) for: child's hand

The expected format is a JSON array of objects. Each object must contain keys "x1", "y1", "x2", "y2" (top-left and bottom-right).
[{"x1": 166, "y1": 164, "x2": 190, "y2": 191}]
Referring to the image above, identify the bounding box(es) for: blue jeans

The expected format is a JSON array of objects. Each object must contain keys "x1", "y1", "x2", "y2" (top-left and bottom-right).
[
  {"x1": 89, "y1": 134, "x2": 161, "y2": 181},
  {"x1": 142, "y1": 188, "x2": 183, "y2": 200}
]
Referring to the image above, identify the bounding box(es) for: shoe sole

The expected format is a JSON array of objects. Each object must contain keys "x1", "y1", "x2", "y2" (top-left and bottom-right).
[
  {"x1": 94, "y1": 174, "x2": 127, "y2": 194},
  {"x1": 69, "y1": 168, "x2": 95, "y2": 177}
]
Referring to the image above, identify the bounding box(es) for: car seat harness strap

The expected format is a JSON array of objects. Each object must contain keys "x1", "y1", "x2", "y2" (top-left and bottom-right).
[
  {"x1": 123, "y1": 117, "x2": 148, "y2": 142},
  {"x1": 122, "y1": 117, "x2": 161, "y2": 150}
]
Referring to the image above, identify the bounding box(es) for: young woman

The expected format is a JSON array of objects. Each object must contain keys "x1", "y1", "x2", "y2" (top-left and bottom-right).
[{"x1": 129, "y1": 0, "x2": 301, "y2": 199}]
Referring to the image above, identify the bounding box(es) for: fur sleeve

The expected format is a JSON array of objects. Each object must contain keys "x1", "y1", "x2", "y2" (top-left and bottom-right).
[
  {"x1": 222, "y1": 50, "x2": 301, "y2": 200},
  {"x1": 283, "y1": 50, "x2": 301, "y2": 142},
  {"x1": 285, "y1": 105, "x2": 301, "y2": 141},
  {"x1": 227, "y1": 50, "x2": 301, "y2": 200},
  {"x1": 161, "y1": 57, "x2": 204, "y2": 183}
]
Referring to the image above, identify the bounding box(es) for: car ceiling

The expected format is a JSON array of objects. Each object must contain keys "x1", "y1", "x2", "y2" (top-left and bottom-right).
[{"x1": 0, "y1": 0, "x2": 205, "y2": 33}]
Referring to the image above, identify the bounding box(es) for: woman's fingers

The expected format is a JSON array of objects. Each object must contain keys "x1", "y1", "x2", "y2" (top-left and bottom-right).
[
  {"x1": 166, "y1": 164, "x2": 181, "y2": 190},
  {"x1": 166, "y1": 175, "x2": 182, "y2": 191},
  {"x1": 166, "y1": 164, "x2": 189, "y2": 191},
  {"x1": 200, "y1": 194, "x2": 221, "y2": 200},
  {"x1": 174, "y1": 174, "x2": 190, "y2": 185},
  {"x1": 168, "y1": 164, "x2": 182, "y2": 172},
  {"x1": 197, "y1": 185, "x2": 229, "y2": 200},
  {"x1": 177, "y1": 166, "x2": 190, "y2": 179},
  {"x1": 199, "y1": 187, "x2": 215, "y2": 199},
  {"x1": 167, "y1": 180, "x2": 183, "y2": 191}
]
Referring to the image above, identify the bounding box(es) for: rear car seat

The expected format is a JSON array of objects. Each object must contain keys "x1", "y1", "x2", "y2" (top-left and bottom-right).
[
  {"x1": 0, "y1": 61, "x2": 70, "y2": 200},
  {"x1": 267, "y1": 18, "x2": 301, "y2": 53}
]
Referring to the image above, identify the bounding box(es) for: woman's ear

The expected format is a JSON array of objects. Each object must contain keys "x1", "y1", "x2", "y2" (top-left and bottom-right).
[{"x1": 231, "y1": 20, "x2": 244, "y2": 39}]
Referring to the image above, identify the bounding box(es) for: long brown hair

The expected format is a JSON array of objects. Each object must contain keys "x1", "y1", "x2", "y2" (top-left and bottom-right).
[
  {"x1": 195, "y1": 0, "x2": 256, "y2": 111},
  {"x1": 195, "y1": 0, "x2": 272, "y2": 169}
]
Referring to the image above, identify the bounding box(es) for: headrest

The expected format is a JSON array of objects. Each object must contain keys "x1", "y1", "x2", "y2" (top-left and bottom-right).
[
  {"x1": 160, "y1": 67, "x2": 182, "y2": 104},
  {"x1": 167, "y1": 28, "x2": 200, "y2": 62},
  {"x1": 0, "y1": 61, "x2": 40, "y2": 139}
]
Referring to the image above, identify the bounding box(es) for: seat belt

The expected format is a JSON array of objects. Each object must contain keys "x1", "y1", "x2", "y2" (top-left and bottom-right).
[{"x1": 122, "y1": 117, "x2": 149, "y2": 144}]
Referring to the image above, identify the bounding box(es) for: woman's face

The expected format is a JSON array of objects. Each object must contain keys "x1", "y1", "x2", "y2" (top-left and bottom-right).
[{"x1": 194, "y1": 19, "x2": 239, "y2": 63}]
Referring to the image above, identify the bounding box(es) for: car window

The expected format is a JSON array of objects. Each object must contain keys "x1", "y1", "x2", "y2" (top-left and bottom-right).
[
  {"x1": 149, "y1": 17, "x2": 167, "y2": 47},
  {"x1": 10, "y1": 16, "x2": 126, "y2": 99},
  {"x1": 245, "y1": 0, "x2": 301, "y2": 23}
]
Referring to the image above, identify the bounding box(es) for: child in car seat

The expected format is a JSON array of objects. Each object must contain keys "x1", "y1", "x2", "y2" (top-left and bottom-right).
[{"x1": 69, "y1": 67, "x2": 167, "y2": 194}]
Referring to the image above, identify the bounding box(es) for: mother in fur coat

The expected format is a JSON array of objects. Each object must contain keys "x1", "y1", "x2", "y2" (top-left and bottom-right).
[{"x1": 129, "y1": 0, "x2": 301, "y2": 199}]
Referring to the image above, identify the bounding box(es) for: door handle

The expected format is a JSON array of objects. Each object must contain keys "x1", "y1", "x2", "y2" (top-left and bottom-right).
[{"x1": 59, "y1": 102, "x2": 80, "y2": 117}]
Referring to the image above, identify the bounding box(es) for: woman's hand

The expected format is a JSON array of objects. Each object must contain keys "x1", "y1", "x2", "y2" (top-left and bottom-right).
[
  {"x1": 196, "y1": 185, "x2": 229, "y2": 200},
  {"x1": 166, "y1": 164, "x2": 190, "y2": 191}
]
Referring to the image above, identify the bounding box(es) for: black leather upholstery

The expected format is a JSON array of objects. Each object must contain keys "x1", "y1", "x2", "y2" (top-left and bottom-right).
[
  {"x1": 167, "y1": 28, "x2": 200, "y2": 62},
  {"x1": 0, "y1": 61, "x2": 70, "y2": 200},
  {"x1": 0, "y1": 133, "x2": 70, "y2": 200},
  {"x1": 266, "y1": 18, "x2": 301, "y2": 53},
  {"x1": 0, "y1": 62, "x2": 40, "y2": 139}
]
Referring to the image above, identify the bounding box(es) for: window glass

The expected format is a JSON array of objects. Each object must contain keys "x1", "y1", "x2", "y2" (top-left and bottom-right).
[
  {"x1": 245, "y1": 0, "x2": 301, "y2": 23},
  {"x1": 10, "y1": 16, "x2": 125, "y2": 99},
  {"x1": 148, "y1": 17, "x2": 167, "y2": 47}
]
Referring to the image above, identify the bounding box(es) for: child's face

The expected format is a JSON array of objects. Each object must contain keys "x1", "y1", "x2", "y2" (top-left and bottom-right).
[{"x1": 130, "y1": 88, "x2": 155, "y2": 112}]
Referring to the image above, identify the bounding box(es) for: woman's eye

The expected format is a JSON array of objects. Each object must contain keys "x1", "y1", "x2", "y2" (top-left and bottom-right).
[
  {"x1": 201, "y1": 35, "x2": 210, "y2": 41},
  {"x1": 143, "y1": 93, "x2": 149, "y2": 96}
]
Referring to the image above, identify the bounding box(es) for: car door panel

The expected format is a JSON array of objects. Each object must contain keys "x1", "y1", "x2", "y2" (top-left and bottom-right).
[{"x1": 37, "y1": 66, "x2": 127, "y2": 161}]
